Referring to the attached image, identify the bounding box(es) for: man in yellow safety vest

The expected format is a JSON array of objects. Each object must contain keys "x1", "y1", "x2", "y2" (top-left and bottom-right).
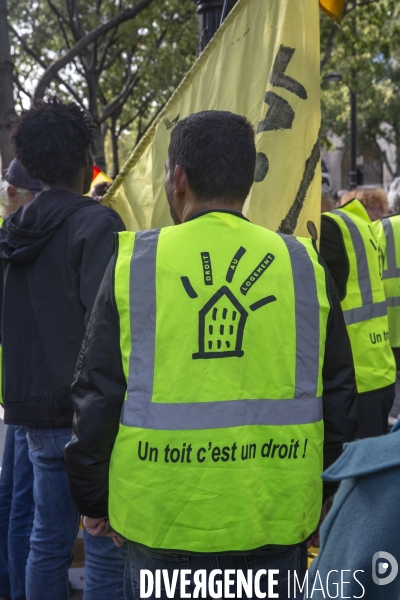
[
  {"x1": 65, "y1": 111, "x2": 357, "y2": 599},
  {"x1": 320, "y1": 199, "x2": 396, "y2": 437}
]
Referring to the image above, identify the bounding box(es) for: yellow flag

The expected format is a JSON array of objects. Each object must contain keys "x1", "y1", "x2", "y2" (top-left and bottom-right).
[
  {"x1": 319, "y1": 0, "x2": 346, "y2": 22},
  {"x1": 104, "y1": 0, "x2": 321, "y2": 238}
]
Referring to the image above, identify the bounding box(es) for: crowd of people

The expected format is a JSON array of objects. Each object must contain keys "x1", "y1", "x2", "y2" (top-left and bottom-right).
[{"x1": 0, "y1": 96, "x2": 399, "y2": 600}]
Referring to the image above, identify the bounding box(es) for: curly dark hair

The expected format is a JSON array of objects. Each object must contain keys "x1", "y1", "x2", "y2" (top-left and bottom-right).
[{"x1": 11, "y1": 96, "x2": 97, "y2": 185}]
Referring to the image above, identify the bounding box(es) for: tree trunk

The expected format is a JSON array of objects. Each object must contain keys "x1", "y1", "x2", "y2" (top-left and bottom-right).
[
  {"x1": 0, "y1": 0, "x2": 16, "y2": 172},
  {"x1": 92, "y1": 123, "x2": 108, "y2": 172},
  {"x1": 396, "y1": 132, "x2": 400, "y2": 178},
  {"x1": 110, "y1": 117, "x2": 119, "y2": 178},
  {"x1": 85, "y1": 65, "x2": 107, "y2": 171}
]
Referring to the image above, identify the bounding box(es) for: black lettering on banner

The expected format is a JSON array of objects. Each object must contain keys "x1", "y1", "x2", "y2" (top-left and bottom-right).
[
  {"x1": 257, "y1": 91, "x2": 295, "y2": 133},
  {"x1": 254, "y1": 46, "x2": 307, "y2": 185},
  {"x1": 254, "y1": 152, "x2": 269, "y2": 183},
  {"x1": 226, "y1": 246, "x2": 247, "y2": 283},
  {"x1": 278, "y1": 133, "x2": 320, "y2": 235},
  {"x1": 240, "y1": 253, "x2": 275, "y2": 295},
  {"x1": 307, "y1": 221, "x2": 318, "y2": 241},
  {"x1": 269, "y1": 45, "x2": 307, "y2": 100},
  {"x1": 200, "y1": 252, "x2": 213, "y2": 285},
  {"x1": 164, "y1": 114, "x2": 179, "y2": 130}
]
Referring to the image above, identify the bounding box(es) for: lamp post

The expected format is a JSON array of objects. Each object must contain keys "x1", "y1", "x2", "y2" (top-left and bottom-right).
[
  {"x1": 192, "y1": 1, "x2": 224, "y2": 56},
  {"x1": 323, "y1": 72, "x2": 358, "y2": 190},
  {"x1": 192, "y1": 0, "x2": 236, "y2": 56}
]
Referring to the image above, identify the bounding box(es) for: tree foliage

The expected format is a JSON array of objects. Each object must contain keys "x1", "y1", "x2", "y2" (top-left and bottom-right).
[
  {"x1": 320, "y1": 0, "x2": 400, "y2": 177},
  {"x1": 8, "y1": 0, "x2": 197, "y2": 173}
]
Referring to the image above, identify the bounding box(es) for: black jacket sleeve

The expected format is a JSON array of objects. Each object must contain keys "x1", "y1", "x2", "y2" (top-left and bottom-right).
[
  {"x1": 71, "y1": 207, "x2": 125, "y2": 326},
  {"x1": 321, "y1": 268, "x2": 357, "y2": 500},
  {"x1": 65, "y1": 254, "x2": 126, "y2": 518},
  {"x1": 319, "y1": 216, "x2": 349, "y2": 301}
]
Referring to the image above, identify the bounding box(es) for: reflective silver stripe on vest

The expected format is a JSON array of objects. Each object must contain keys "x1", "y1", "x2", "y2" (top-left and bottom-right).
[
  {"x1": 121, "y1": 230, "x2": 322, "y2": 430},
  {"x1": 278, "y1": 234, "x2": 319, "y2": 401},
  {"x1": 126, "y1": 230, "x2": 160, "y2": 405},
  {"x1": 122, "y1": 397, "x2": 322, "y2": 430},
  {"x1": 382, "y1": 218, "x2": 400, "y2": 279},
  {"x1": 343, "y1": 301, "x2": 387, "y2": 325},
  {"x1": 332, "y1": 210, "x2": 373, "y2": 306},
  {"x1": 386, "y1": 297, "x2": 400, "y2": 307},
  {"x1": 332, "y1": 209, "x2": 385, "y2": 325}
]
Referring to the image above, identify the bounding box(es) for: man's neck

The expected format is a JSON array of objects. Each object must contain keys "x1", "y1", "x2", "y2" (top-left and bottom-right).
[
  {"x1": 42, "y1": 179, "x2": 83, "y2": 196},
  {"x1": 181, "y1": 199, "x2": 243, "y2": 223}
]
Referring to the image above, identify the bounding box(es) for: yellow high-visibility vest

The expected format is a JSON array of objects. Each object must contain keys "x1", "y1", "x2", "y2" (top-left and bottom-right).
[
  {"x1": 109, "y1": 212, "x2": 330, "y2": 552},
  {"x1": 375, "y1": 214, "x2": 400, "y2": 348},
  {"x1": 323, "y1": 201, "x2": 396, "y2": 394}
]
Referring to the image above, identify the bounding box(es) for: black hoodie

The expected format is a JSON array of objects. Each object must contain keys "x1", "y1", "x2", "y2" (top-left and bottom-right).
[{"x1": 0, "y1": 189, "x2": 125, "y2": 427}]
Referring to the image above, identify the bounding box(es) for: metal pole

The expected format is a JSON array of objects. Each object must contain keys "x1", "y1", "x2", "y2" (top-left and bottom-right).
[
  {"x1": 349, "y1": 86, "x2": 357, "y2": 190},
  {"x1": 193, "y1": 0, "x2": 224, "y2": 56},
  {"x1": 220, "y1": 0, "x2": 230, "y2": 25}
]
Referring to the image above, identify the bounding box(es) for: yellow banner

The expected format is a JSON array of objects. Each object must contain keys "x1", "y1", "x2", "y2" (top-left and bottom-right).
[
  {"x1": 319, "y1": 0, "x2": 346, "y2": 22},
  {"x1": 104, "y1": 0, "x2": 321, "y2": 238}
]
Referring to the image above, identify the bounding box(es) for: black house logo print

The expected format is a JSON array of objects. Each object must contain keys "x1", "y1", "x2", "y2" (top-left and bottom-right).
[{"x1": 180, "y1": 247, "x2": 277, "y2": 360}]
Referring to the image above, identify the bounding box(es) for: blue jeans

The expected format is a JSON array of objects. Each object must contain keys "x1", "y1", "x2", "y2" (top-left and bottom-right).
[
  {"x1": 25, "y1": 428, "x2": 126, "y2": 600},
  {"x1": 83, "y1": 529, "x2": 126, "y2": 600},
  {"x1": 124, "y1": 542, "x2": 304, "y2": 600},
  {"x1": 0, "y1": 426, "x2": 34, "y2": 600},
  {"x1": 25, "y1": 428, "x2": 79, "y2": 600}
]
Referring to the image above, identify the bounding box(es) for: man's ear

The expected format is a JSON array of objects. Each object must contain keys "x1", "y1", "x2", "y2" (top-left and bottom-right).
[
  {"x1": 7, "y1": 185, "x2": 18, "y2": 203},
  {"x1": 173, "y1": 165, "x2": 188, "y2": 200}
]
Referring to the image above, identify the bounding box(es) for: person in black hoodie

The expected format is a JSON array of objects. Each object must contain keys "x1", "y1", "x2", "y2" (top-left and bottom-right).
[{"x1": 0, "y1": 97, "x2": 126, "y2": 600}]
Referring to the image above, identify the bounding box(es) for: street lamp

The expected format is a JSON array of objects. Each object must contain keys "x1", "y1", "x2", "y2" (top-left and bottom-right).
[
  {"x1": 323, "y1": 72, "x2": 358, "y2": 190},
  {"x1": 192, "y1": 0, "x2": 236, "y2": 56},
  {"x1": 192, "y1": 1, "x2": 225, "y2": 56}
]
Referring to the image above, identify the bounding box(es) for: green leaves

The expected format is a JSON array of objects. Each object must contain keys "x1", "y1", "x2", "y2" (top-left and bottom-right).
[
  {"x1": 9, "y1": 0, "x2": 197, "y2": 172},
  {"x1": 320, "y1": 0, "x2": 400, "y2": 175}
]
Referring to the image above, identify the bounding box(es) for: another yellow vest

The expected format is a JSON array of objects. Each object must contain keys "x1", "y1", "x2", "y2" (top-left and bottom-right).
[
  {"x1": 109, "y1": 212, "x2": 330, "y2": 552},
  {"x1": 375, "y1": 214, "x2": 400, "y2": 348},
  {"x1": 324, "y1": 200, "x2": 396, "y2": 394}
]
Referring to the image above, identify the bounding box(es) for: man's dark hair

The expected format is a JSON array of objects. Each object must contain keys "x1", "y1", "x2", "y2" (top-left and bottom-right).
[
  {"x1": 168, "y1": 110, "x2": 256, "y2": 204},
  {"x1": 11, "y1": 96, "x2": 97, "y2": 185}
]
